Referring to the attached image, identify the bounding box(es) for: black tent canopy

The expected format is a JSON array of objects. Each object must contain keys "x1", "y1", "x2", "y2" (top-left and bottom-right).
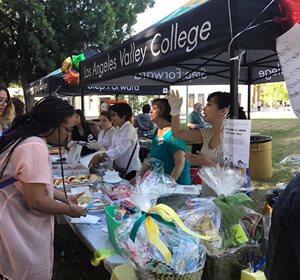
[
  {"x1": 26, "y1": 70, "x2": 169, "y2": 98},
  {"x1": 79, "y1": 0, "x2": 286, "y2": 117},
  {"x1": 86, "y1": 50, "x2": 283, "y2": 86}
]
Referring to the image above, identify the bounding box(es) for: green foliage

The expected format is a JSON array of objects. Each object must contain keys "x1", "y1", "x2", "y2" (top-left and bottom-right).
[
  {"x1": 0, "y1": 0, "x2": 155, "y2": 107},
  {"x1": 260, "y1": 82, "x2": 289, "y2": 105},
  {"x1": 128, "y1": 95, "x2": 156, "y2": 115}
]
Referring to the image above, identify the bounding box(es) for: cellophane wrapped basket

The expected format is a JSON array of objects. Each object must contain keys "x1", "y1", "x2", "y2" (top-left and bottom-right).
[{"x1": 114, "y1": 171, "x2": 208, "y2": 279}]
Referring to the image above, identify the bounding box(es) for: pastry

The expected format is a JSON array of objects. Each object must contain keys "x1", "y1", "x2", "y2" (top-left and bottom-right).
[
  {"x1": 54, "y1": 178, "x2": 63, "y2": 185},
  {"x1": 89, "y1": 174, "x2": 100, "y2": 181},
  {"x1": 77, "y1": 194, "x2": 92, "y2": 204},
  {"x1": 70, "y1": 179, "x2": 81, "y2": 184}
]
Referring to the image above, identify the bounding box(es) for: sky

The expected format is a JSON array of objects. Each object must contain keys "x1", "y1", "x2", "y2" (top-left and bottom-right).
[{"x1": 133, "y1": 0, "x2": 188, "y2": 34}]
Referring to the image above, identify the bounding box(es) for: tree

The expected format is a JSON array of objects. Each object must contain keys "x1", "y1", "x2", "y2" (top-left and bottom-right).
[
  {"x1": 0, "y1": 0, "x2": 155, "y2": 110},
  {"x1": 260, "y1": 82, "x2": 289, "y2": 107}
]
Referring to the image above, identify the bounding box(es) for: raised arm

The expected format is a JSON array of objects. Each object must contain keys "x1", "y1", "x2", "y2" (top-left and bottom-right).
[{"x1": 168, "y1": 90, "x2": 203, "y2": 143}]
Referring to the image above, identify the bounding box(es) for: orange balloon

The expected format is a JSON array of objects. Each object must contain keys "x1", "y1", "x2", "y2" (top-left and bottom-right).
[{"x1": 64, "y1": 70, "x2": 80, "y2": 85}]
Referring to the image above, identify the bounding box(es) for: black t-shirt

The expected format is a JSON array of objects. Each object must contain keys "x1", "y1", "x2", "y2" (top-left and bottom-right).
[{"x1": 71, "y1": 124, "x2": 97, "y2": 156}]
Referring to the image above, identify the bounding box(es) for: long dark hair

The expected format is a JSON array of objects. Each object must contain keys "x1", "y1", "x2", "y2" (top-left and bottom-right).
[
  {"x1": 71, "y1": 109, "x2": 90, "y2": 139},
  {"x1": 0, "y1": 96, "x2": 75, "y2": 177}
]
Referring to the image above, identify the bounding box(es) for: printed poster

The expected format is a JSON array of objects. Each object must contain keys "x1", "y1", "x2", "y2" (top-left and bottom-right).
[{"x1": 223, "y1": 119, "x2": 251, "y2": 168}]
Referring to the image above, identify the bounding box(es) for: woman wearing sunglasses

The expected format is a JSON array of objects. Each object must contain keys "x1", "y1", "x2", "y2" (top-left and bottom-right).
[{"x1": 0, "y1": 84, "x2": 15, "y2": 136}]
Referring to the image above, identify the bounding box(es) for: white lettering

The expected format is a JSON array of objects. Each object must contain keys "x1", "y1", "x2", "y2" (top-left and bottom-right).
[{"x1": 151, "y1": 33, "x2": 161, "y2": 56}]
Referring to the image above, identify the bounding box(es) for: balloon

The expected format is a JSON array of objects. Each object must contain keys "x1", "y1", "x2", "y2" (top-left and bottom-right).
[
  {"x1": 61, "y1": 57, "x2": 73, "y2": 73},
  {"x1": 63, "y1": 70, "x2": 80, "y2": 85},
  {"x1": 278, "y1": 0, "x2": 300, "y2": 30},
  {"x1": 72, "y1": 53, "x2": 86, "y2": 70}
]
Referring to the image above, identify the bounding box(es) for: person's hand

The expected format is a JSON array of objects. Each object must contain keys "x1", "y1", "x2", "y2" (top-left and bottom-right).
[
  {"x1": 87, "y1": 140, "x2": 103, "y2": 151},
  {"x1": 185, "y1": 151, "x2": 216, "y2": 167},
  {"x1": 67, "y1": 204, "x2": 86, "y2": 218},
  {"x1": 89, "y1": 153, "x2": 107, "y2": 167},
  {"x1": 67, "y1": 141, "x2": 77, "y2": 150},
  {"x1": 187, "y1": 123, "x2": 199, "y2": 130},
  {"x1": 67, "y1": 192, "x2": 85, "y2": 204},
  {"x1": 167, "y1": 90, "x2": 182, "y2": 116}
]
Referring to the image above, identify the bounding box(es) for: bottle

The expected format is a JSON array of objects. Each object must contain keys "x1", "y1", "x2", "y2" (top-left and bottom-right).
[{"x1": 262, "y1": 202, "x2": 272, "y2": 240}]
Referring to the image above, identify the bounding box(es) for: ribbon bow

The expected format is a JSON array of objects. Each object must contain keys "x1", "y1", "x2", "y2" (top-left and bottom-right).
[
  {"x1": 129, "y1": 203, "x2": 211, "y2": 265},
  {"x1": 213, "y1": 193, "x2": 254, "y2": 246}
]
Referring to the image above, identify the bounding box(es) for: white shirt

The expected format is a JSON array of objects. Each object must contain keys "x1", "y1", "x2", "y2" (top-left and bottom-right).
[
  {"x1": 97, "y1": 127, "x2": 116, "y2": 149},
  {"x1": 106, "y1": 121, "x2": 141, "y2": 173}
]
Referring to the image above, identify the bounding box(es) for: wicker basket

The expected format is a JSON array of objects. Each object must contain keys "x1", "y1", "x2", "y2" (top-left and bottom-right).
[
  {"x1": 203, "y1": 244, "x2": 264, "y2": 280},
  {"x1": 135, "y1": 268, "x2": 203, "y2": 280},
  {"x1": 157, "y1": 194, "x2": 198, "y2": 212}
]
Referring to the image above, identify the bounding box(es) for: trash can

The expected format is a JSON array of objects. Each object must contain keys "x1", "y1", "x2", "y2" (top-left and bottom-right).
[{"x1": 249, "y1": 135, "x2": 273, "y2": 180}]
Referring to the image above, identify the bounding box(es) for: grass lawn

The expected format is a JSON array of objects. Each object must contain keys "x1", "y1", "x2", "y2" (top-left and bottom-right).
[{"x1": 251, "y1": 119, "x2": 300, "y2": 187}]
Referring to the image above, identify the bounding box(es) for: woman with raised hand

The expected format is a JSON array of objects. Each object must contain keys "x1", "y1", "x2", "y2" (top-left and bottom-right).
[
  {"x1": 0, "y1": 96, "x2": 85, "y2": 280},
  {"x1": 0, "y1": 84, "x2": 15, "y2": 136},
  {"x1": 150, "y1": 98, "x2": 191, "y2": 184},
  {"x1": 168, "y1": 90, "x2": 233, "y2": 196}
]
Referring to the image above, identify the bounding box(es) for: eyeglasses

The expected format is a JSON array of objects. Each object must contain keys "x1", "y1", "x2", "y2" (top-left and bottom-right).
[{"x1": 0, "y1": 98, "x2": 8, "y2": 105}]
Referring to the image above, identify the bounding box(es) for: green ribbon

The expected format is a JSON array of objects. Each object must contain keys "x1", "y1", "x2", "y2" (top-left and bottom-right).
[
  {"x1": 72, "y1": 53, "x2": 86, "y2": 70},
  {"x1": 213, "y1": 192, "x2": 255, "y2": 247},
  {"x1": 129, "y1": 211, "x2": 176, "y2": 242}
]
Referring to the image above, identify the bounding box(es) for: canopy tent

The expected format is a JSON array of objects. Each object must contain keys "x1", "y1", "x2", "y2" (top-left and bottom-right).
[
  {"x1": 79, "y1": 0, "x2": 286, "y2": 118},
  {"x1": 26, "y1": 69, "x2": 169, "y2": 97}
]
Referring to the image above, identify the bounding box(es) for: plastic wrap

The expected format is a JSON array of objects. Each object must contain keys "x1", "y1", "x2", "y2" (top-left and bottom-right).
[
  {"x1": 114, "y1": 178, "x2": 208, "y2": 276},
  {"x1": 179, "y1": 198, "x2": 223, "y2": 255},
  {"x1": 279, "y1": 154, "x2": 300, "y2": 176},
  {"x1": 199, "y1": 166, "x2": 251, "y2": 196},
  {"x1": 198, "y1": 167, "x2": 261, "y2": 250}
]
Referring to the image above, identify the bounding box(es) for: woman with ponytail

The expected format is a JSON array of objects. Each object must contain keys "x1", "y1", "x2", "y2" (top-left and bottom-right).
[{"x1": 0, "y1": 96, "x2": 85, "y2": 280}]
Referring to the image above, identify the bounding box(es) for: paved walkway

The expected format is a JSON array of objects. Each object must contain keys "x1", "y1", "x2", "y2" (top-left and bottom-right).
[{"x1": 249, "y1": 107, "x2": 297, "y2": 119}]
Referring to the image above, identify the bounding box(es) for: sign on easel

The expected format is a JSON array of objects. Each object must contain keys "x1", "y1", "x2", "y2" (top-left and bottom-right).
[{"x1": 223, "y1": 119, "x2": 251, "y2": 168}]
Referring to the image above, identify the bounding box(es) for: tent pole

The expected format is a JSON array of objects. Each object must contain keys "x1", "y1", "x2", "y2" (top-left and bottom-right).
[
  {"x1": 247, "y1": 66, "x2": 252, "y2": 119},
  {"x1": 230, "y1": 49, "x2": 240, "y2": 119},
  {"x1": 186, "y1": 85, "x2": 189, "y2": 124},
  {"x1": 247, "y1": 83, "x2": 251, "y2": 119},
  {"x1": 81, "y1": 86, "x2": 84, "y2": 113}
]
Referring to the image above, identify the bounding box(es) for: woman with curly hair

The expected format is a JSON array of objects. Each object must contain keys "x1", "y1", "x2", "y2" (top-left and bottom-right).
[{"x1": 0, "y1": 84, "x2": 15, "y2": 135}]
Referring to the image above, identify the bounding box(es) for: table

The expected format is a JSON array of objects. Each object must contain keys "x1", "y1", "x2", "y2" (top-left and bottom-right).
[{"x1": 64, "y1": 217, "x2": 125, "y2": 273}]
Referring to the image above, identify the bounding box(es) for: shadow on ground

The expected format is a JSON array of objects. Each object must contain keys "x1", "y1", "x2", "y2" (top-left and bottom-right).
[{"x1": 53, "y1": 224, "x2": 110, "y2": 280}]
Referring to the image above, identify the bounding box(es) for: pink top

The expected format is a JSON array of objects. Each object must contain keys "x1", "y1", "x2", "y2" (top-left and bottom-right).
[{"x1": 0, "y1": 137, "x2": 54, "y2": 280}]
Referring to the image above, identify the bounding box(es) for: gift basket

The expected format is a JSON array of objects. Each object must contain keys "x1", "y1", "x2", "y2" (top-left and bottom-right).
[
  {"x1": 114, "y1": 173, "x2": 210, "y2": 280},
  {"x1": 137, "y1": 158, "x2": 201, "y2": 211},
  {"x1": 179, "y1": 167, "x2": 265, "y2": 280}
]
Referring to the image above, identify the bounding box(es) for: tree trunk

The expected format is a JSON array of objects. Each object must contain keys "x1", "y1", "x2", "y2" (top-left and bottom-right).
[{"x1": 22, "y1": 83, "x2": 34, "y2": 112}]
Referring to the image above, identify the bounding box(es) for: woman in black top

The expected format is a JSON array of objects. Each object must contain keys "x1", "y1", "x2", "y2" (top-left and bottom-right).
[{"x1": 70, "y1": 109, "x2": 100, "y2": 156}]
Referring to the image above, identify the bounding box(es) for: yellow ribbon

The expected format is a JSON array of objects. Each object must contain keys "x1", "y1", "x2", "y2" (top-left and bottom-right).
[
  {"x1": 144, "y1": 203, "x2": 211, "y2": 265},
  {"x1": 91, "y1": 249, "x2": 116, "y2": 266}
]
